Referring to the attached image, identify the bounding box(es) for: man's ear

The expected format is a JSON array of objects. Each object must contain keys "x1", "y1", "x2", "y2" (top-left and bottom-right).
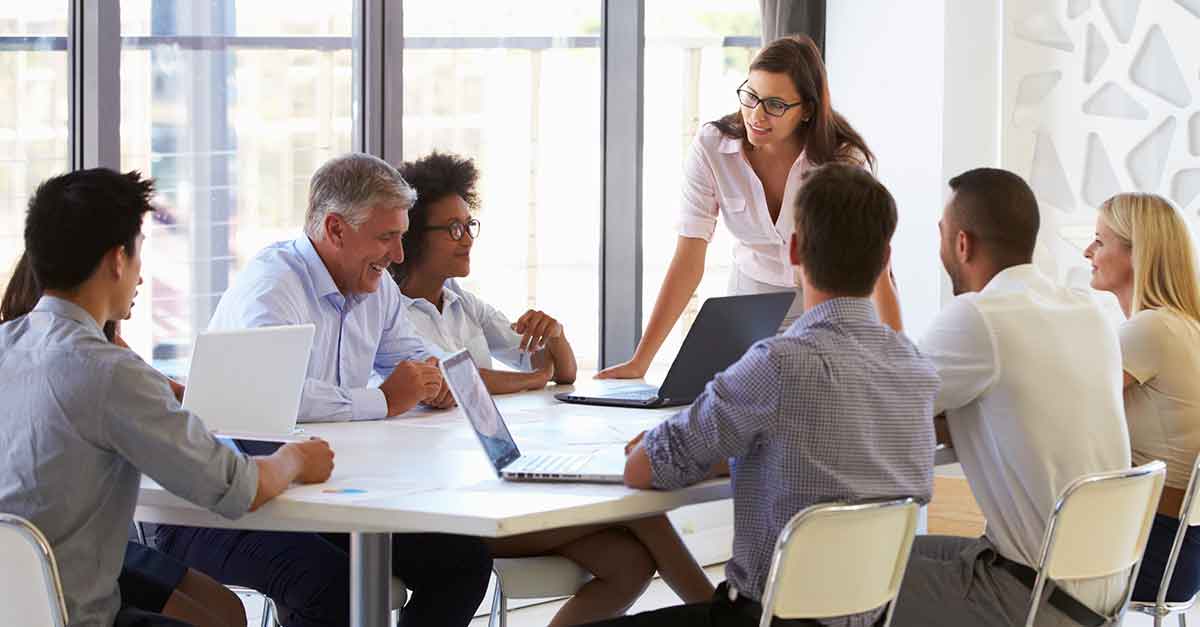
[
  {"x1": 108, "y1": 245, "x2": 128, "y2": 281},
  {"x1": 789, "y1": 232, "x2": 802, "y2": 266},
  {"x1": 956, "y1": 229, "x2": 972, "y2": 264},
  {"x1": 881, "y1": 242, "x2": 892, "y2": 271},
  {"x1": 324, "y1": 213, "x2": 345, "y2": 248}
]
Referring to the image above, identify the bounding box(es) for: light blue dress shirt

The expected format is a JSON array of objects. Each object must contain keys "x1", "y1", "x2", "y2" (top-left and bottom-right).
[
  {"x1": 0, "y1": 296, "x2": 258, "y2": 627},
  {"x1": 400, "y1": 279, "x2": 532, "y2": 372},
  {"x1": 208, "y1": 236, "x2": 434, "y2": 422}
]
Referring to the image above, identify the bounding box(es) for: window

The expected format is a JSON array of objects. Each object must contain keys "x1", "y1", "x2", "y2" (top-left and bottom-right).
[
  {"x1": 119, "y1": 0, "x2": 355, "y2": 375},
  {"x1": 403, "y1": 0, "x2": 604, "y2": 369},
  {"x1": 642, "y1": 1, "x2": 760, "y2": 368},
  {"x1": 0, "y1": 5, "x2": 69, "y2": 291}
]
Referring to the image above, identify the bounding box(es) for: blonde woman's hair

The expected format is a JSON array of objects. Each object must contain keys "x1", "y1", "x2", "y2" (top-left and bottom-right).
[{"x1": 1098, "y1": 193, "x2": 1200, "y2": 324}]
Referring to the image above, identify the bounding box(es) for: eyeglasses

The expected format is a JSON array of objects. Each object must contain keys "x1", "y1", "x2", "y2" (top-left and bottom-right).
[
  {"x1": 423, "y1": 218, "x2": 480, "y2": 241},
  {"x1": 736, "y1": 81, "x2": 806, "y2": 118}
]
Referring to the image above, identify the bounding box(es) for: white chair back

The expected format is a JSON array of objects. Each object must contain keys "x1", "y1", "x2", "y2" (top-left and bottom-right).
[
  {"x1": 758, "y1": 498, "x2": 919, "y2": 627},
  {"x1": 1025, "y1": 460, "x2": 1166, "y2": 627},
  {"x1": 0, "y1": 514, "x2": 68, "y2": 627}
]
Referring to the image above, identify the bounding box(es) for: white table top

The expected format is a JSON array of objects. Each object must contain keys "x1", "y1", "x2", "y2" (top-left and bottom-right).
[{"x1": 136, "y1": 382, "x2": 732, "y2": 537}]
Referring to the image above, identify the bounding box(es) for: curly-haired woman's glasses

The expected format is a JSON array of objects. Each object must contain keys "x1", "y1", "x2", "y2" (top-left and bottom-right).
[{"x1": 424, "y1": 218, "x2": 481, "y2": 241}]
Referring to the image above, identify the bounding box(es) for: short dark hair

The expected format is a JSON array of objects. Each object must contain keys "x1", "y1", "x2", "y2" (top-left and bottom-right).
[
  {"x1": 793, "y1": 163, "x2": 897, "y2": 296},
  {"x1": 24, "y1": 168, "x2": 155, "y2": 291},
  {"x1": 391, "y1": 152, "x2": 480, "y2": 282},
  {"x1": 946, "y1": 168, "x2": 1039, "y2": 266}
]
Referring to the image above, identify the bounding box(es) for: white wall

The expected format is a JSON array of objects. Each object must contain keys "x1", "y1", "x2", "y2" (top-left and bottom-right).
[{"x1": 826, "y1": 1, "x2": 1002, "y2": 337}]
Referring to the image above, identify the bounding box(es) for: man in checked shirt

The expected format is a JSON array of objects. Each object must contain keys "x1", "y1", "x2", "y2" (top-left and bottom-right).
[{"x1": 583, "y1": 163, "x2": 939, "y2": 627}]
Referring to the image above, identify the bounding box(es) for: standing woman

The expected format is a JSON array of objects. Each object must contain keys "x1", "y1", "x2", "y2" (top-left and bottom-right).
[
  {"x1": 599, "y1": 34, "x2": 900, "y2": 379},
  {"x1": 1084, "y1": 193, "x2": 1200, "y2": 603}
]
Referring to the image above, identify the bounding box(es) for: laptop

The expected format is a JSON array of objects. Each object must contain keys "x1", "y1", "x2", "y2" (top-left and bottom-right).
[
  {"x1": 556, "y1": 291, "x2": 794, "y2": 408},
  {"x1": 182, "y1": 324, "x2": 315, "y2": 441},
  {"x1": 440, "y1": 349, "x2": 627, "y2": 483}
]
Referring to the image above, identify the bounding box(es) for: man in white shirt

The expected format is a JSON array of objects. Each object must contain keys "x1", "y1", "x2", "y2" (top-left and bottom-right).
[{"x1": 891, "y1": 168, "x2": 1132, "y2": 627}]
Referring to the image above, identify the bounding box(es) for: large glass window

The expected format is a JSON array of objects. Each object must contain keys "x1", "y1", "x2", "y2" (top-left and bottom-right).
[
  {"x1": 642, "y1": 2, "x2": 760, "y2": 368},
  {"x1": 119, "y1": 0, "x2": 355, "y2": 374},
  {"x1": 403, "y1": 1, "x2": 603, "y2": 369},
  {"x1": 0, "y1": 5, "x2": 70, "y2": 292}
]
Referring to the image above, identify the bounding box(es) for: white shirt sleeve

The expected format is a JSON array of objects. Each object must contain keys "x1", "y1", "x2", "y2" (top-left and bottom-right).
[
  {"x1": 456, "y1": 286, "x2": 531, "y2": 372},
  {"x1": 918, "y1": 296, "x2": 999, "y2": 414},
  {"x1": 675, "y1": 131, "x2": 720, "y2": 242}
]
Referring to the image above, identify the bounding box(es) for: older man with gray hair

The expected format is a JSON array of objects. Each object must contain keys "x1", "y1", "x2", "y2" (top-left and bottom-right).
[{"x1": 153, "y1": 153, "x2": 493, "y2": 627}]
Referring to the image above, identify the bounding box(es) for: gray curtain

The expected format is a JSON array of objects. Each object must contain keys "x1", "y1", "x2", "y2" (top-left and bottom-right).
[{"x1": 760, "y1": 0, "x2": 826, "y2": 54}]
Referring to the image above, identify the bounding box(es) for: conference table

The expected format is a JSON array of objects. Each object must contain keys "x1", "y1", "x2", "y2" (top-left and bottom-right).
[
  {"x1": 135, "y1": 380, "x2": 959, "y2": 627},
  {"x1": 136, "y1": 381, "x2": 734, "y2": 627}
]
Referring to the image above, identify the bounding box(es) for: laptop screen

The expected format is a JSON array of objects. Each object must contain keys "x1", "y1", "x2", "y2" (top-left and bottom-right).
[{"x1": 440, "y1": 350, "x2": 521, "y2": 473}]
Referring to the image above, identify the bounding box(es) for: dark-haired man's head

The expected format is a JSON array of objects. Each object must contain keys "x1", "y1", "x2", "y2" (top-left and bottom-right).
[
  {"x1": 790, "y1": 163, "x2": 897, "y2": 300},
  {"x1": 391, "y1": 151, "x2": 481, "y2": 286},
  {"x1": 940, "y1": 168, "x2": 1039, "y2": 295},
  {"x1": 24, "y1": 168, "x2": 154, "y2": 323}
]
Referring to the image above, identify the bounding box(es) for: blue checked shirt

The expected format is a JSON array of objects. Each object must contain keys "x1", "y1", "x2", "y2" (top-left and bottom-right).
[{"x1": 644, "y1": 297, "x2": 939, "y2": 619}]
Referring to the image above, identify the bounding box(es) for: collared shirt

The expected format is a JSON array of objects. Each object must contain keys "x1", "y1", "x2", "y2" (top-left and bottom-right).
[
  {"x1": 208, "y1": 236, "x2": 434, "y2": 422},
  {"x1": 919, "y1": 264, "x2": 1132, "y2": 615},
  {"x1": 400, "y1": 279, "x2": 531, "y2": 371},
  {"x1": 676, "y1": 124, "x2": 865, "y2": 289},
  {"x1": 0, "y1": 296, "x2": 257, "y2": 627},
  {"x1": 644, "y1": 298, "x2": 938, "y2": 622}
]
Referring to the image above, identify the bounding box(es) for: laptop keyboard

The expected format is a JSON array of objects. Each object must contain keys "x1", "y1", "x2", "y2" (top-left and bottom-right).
[{"x1": 509, "y1": 454, "x2": 590, "y2": 475}]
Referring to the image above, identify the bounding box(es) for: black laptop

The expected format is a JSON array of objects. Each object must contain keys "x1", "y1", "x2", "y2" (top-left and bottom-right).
[{"x1": 556, "y1": 291, "x2": 794, "y2": 408}]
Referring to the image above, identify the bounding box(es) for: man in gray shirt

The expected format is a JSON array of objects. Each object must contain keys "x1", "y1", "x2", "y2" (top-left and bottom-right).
[
  {"x1": 0, "y1": 168, "x2": 334, "y2": 627},
  {"x1": 588, "y1": 164, "x2": 939, "y2": 627}
]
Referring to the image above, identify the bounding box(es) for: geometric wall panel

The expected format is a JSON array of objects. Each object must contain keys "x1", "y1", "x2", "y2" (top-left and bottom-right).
[
  {"x1": 1031, "y1": 132, "x2": 1077, "y2": 211},
  {"x1": 1130, "y1": 25, "x2": 1192, "y2": 106},
  {"x1": 1084, "y1": 24, "x2": 1109, "y2": 83},
  {"x1": 1015, "y1": 10, "x2": 1076, "y2": 51},
  {"x1": 1176, "y1": 0, "x2": 1200, "y2": 19},
  {"x1": 1083, "y1": 82, "x2": 1149, "y2": 119},
  {"x1": 1083, "y1": 133, "x2": 1121, "y2": 206},
  {"x1": 1191, "y1": 112, "x2": 1200, "y2": 156},
  {"x1": 1100, "y1": 0, "x2": 1140, "y2": 43},
  {"x1": 1005, "y1": 0, "x2": 1200, "y2": 282},
  {"x1": 1173, "y1": 169, "x2": 1200, "y2": 210},
  {"x1": 1128, "y1": 117, "x2": 1177, "y2": 191}
]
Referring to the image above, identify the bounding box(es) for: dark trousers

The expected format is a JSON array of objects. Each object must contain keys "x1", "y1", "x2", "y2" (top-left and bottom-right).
[
  {"x1": 579, "y1": 582, "x2": 824, "y2": 627},
  {"x1": 1133, "y1": 513, "x2": 1200, "y2": 603},
  {"x1": 154, "y1": 525, "x2": 492, "y2": 627}
]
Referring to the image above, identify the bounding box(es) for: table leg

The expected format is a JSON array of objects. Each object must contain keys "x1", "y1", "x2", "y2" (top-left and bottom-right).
[{"x1": 351, "y1": 531, "x2": 392, "y2": 627}]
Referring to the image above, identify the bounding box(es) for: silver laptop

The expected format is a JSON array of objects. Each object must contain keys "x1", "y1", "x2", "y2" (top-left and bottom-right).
[
  {"x1": 182, "y1": 324, "x2": 315, "y2": 441},
  {"x1": 440, "y1": 349, "x2": 626, "y2": 483}
]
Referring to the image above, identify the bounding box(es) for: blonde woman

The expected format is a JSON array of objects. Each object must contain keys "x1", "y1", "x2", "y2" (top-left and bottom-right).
[{"x1": 1085, "y1": 192, "x2": 1200, "y2": 602}]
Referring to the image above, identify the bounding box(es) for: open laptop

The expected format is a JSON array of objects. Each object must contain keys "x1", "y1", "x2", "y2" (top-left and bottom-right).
[
  {"x1": 440, "y1": 349, "x2": 626, "y2": 483},
  {"x1": 182, "y1": 324, "x2": 315, "y2": 441},
  {"x1": 556, "y1": 291, "x2": 794, "y2": 408}
]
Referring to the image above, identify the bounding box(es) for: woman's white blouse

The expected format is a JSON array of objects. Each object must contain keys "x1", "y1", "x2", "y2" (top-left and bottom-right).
[
  {"x1": 401, "y1": 279, "x2": 531, "y2": 372},
  {"x1": 676, "y1": 123, "x2": 823, "y2": 288}
]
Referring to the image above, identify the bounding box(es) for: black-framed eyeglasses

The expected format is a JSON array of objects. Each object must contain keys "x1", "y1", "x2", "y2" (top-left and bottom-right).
[
  {"x1": 736, "y1": 81, "x2": 805, "y2": 118},
  {"x1": 423, "y1": 218, "x2": 480, "y2": 241}
]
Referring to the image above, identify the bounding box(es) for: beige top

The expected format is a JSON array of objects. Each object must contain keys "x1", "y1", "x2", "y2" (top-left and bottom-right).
[{"x1": 1121, "y1": 308, "x2": 1200, "y2": 490}]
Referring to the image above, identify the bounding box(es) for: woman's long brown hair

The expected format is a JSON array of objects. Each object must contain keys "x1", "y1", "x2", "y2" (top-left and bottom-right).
[
  {"x1": 2, "y1": 252, "x2": 116, "y2": 340},
  {"x1": 711, "y1": 34, "x2": 875, "y2": 169}
]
